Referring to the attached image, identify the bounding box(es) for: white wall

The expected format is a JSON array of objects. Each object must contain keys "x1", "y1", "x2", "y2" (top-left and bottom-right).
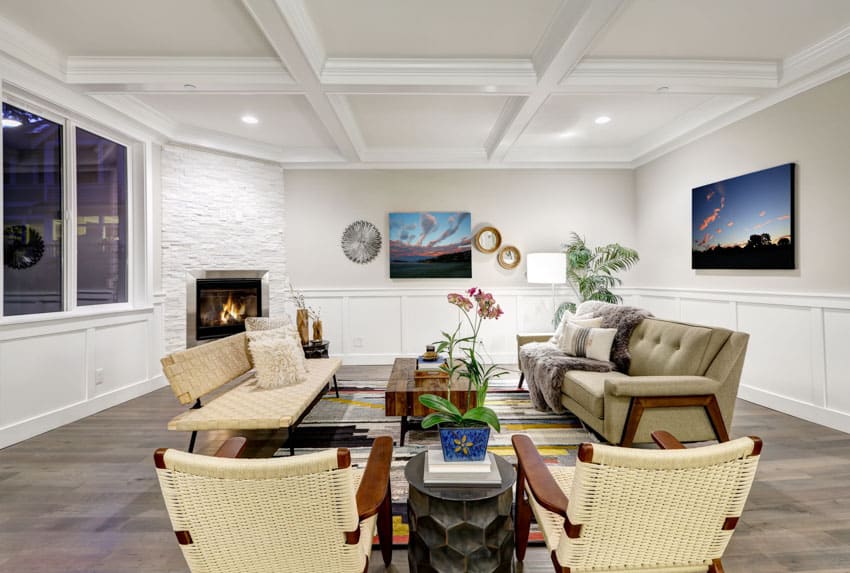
[
  {"x1": 0, "y1": 55, "x2": 165, "y2": 449},
  {"x1": 284, "y1": 169, "x2": 636, "y2": 363},
  {"x1": 160, "y1": 146, "x2": 288, "y2": 352},
  {"x1": 634, "y1": 72, "x2": 850, "y2": 433}
]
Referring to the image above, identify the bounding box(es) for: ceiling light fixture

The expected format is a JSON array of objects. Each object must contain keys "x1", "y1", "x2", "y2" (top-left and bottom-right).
[
  {"x1": 183, "y1": 83, "x2": 197, "y2": 89},
  {"x1": 241, "y1": 115, "x2": 259, "y2": 125},
  {"x1": 2, "y1": 118, "x2": 22, "y2": 128},
  {"x1": 594, "y1": 116, "x2": 611, "y2": 125},
  {"x1": 558, "y1": 130, "x2": 577, "y2": 139}
]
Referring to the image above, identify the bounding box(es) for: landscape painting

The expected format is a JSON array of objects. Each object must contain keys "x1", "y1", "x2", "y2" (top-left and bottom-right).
[
  {"x1": 389, "y1": 212, "x2": 472, "y2": 278},
  {"x1": 692, "y1": 163, "x2": 795, "y2": 269}
]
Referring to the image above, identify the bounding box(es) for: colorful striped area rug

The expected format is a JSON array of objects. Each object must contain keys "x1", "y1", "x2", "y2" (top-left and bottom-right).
[{"x1": 273, "y1": 377, "x2": 596, "y2": 546}]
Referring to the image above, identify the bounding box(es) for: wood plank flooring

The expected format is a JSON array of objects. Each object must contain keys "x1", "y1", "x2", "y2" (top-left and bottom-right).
[{"x1": 1, "y1": 364, "x2": 849, "y2": 572}]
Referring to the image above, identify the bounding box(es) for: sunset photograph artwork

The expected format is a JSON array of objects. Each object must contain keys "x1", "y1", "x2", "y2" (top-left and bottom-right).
[
  {"x1": 692, "y1": 163, "x2": 795, "y2": 269},
  {"x1": 389, "y1": 212, "x2": 472, "y2": 278}
]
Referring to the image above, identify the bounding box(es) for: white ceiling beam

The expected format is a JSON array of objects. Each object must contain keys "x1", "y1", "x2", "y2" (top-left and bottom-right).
[
  {"x1": 561, "y1": 58, "x2": 778, "y2": 92},
  {"x1": 781, "y1": 23, "x2": 850, "y2": 85},
  {"x1": 0, "y1": 15, "x2": 66, "y2": 81},
  {"x1": 242, "y1": 0, "x2": 359, "y2": 161},
  {"x1": 67, "y1": 57, "x2": 296, "y2": 92},
  {"x1": 487, "y1": 0, "x2": 625, "y2": 161},
  {"x1": 321, "y1": 58, "x2": 536, "y2": 87},
  {"x1": 273, "y1": 0, "x2": 327, "y2": 77}
]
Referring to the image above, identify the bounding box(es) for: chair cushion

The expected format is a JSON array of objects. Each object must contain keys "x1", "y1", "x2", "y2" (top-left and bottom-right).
[{"x1": 563, "y1": 370, "x2": 628, "y2": 419}]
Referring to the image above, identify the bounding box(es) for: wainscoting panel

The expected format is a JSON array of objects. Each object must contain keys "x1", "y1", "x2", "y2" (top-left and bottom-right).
[
  {"x1": 824, "y1": 308, "x2": 850, "y2": 414},
  {"x1": 347, "y1": 296, "x2": 403, "y2": 357},
  {"x1": 636, "y1": 295, "x2": 681, "y2": 320},
  {"x1": 401, "y1": 295, "x2": 460, "y2": 356},
  {"x1": 94, "y1": 320, "x2": 151, "y2": 396},
  {"x1": 0, "y1": 331, "x2": 87, "y2": 427},
  {"x1": 737, "y1": 303, "x2": 814, "y2": 405},
  {"x1": 680, "y1": 298, "x2": 736, "y2": 330}
]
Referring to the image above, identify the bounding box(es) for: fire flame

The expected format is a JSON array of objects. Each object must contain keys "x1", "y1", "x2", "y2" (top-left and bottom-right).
[{"x1": 219, "y1": 293, "x2": 247, "y2": 324}]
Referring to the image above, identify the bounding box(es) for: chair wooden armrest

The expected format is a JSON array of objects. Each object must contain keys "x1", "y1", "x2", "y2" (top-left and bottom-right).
[
  {"x1": 214, "y1": 437, "x2": 248, "y2": 458},
  {"x1": 512, "y1": 434, "x2": 568, "y2": 516},
  {"x1": 355, "y1": 435, "x2": 393, "y2": 520},
  {"x1": 651, "y1": 430, "x2": 685, "y2": 450}
]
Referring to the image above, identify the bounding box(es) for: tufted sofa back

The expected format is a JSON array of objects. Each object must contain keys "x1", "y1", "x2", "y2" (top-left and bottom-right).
[{"x1": 628, "y1": 318, "x2": 732, "y2": 377}]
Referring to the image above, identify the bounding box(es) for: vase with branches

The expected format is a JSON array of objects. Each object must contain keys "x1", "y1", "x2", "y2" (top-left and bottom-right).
[{"x1": 555, "y1": 232, "x2": 640, "y2": 324}]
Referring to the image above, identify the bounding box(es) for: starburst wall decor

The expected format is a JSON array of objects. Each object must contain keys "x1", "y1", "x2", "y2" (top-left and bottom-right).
[{"x1": 341, "y1": 220, "x2": 382, "y2": 264}]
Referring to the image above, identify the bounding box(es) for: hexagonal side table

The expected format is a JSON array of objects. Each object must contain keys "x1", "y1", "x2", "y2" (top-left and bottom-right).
[{"x1": 404, "y1": 452, "x2": 516, "y2": 573}]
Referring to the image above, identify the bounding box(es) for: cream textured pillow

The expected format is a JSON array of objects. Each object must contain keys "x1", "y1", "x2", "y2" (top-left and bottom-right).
[
  {"x1": 245, "y1": 316, "x2": 292, "y2": 331},
  {"x1": 249, "y1": 335, "x2": 308, "y2": 389},
  {"x1": 550, "y1": 312, "x2": 603, "y2": 345},
  {"x1": 247, "y1": 327, "x2": 308, "y2": 388},
  {"x1": 558, "y1": 323, "x2": 617, "y2": 362}
]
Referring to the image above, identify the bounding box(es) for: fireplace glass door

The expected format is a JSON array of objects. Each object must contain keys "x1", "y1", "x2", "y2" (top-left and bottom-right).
[{"x1": 195, "y1": 278, "x2": 261, "y2": 340}]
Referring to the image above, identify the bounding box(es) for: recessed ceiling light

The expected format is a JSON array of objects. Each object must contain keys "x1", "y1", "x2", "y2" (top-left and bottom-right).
[
  {"x1": 241, "y1": 115, "x2": 259, "y2": 125},
  {"x1": 657, "y1": 86, "x2": 670, "y2": 93},
  {"x1": 183, "y1": 83, "x2": 197, "y2": 89},
  {"x1": 483, "y1": 85, "x2": 498, "y2": 93},
  {"x1": 2, "y1": 118, "x2": 22, "y2": 128},
  {"x1": 559, "y1": 130, "x2": 577, "y2": 139},
  {"x1": 594, "y1": 116, "x2": 611, "y2": 125}
]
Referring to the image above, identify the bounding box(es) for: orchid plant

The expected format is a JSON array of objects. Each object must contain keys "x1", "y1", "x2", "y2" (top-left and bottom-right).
[{"x1": 419, "y1": 287, "x2": 507, "y2": 432}]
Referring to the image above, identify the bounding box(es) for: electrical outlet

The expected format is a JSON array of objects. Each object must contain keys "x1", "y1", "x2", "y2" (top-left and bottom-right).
[
  {"x1": 95, "y1": 368, "x2": 104, "y2": 386},
  {"x1": 353, "y1": 337, "x2": 363, "y2": 348}
]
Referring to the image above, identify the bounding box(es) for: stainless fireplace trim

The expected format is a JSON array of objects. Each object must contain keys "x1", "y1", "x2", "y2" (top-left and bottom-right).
[{"x1": 186, "y1": 270, "x2": 270, "y2": 348}]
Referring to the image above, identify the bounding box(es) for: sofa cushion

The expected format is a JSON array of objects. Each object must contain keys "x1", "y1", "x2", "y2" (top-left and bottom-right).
[
  {"x1": 563, "y1": 370, "x2": 628, "y2": 419},
  {"x1": 628, "y1": 319, "x2": 714, "y2": 376}
]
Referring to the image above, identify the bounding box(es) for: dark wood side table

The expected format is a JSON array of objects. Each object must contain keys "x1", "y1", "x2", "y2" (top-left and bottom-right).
[
  {"x1": 405, "y1": 452, "x2": 516, "y2": 572},
  {"x1": 384, "y1": 357, "x2": 475, "y2": 446},
  {"x1": 302, "y1": 340, "x2": 338, "y2": 397}
]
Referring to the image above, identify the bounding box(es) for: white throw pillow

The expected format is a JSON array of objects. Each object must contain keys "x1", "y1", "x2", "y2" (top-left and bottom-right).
[
  {"x1": 249, "y1": 334, "x2": 308, "y2": 389},
  {"x1": 558, "y1": 323, "x2": 617, "y2": 362},
  {"x1": 550, "y1": 312, "x2": 603, "y2": 345}
]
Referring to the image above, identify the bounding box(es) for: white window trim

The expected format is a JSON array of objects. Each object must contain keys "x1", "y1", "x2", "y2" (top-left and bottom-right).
[{"x1": 1, "y1": 86, "x2": 143, "y2": 323}]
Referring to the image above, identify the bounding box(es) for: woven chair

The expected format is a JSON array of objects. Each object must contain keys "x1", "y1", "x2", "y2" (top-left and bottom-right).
[
  {"x1": 513, "y1": 431, "x2": 762, "y2": 573},
  {"x1": 154, "y1": 435, "x2": 393, "y2": 573}
]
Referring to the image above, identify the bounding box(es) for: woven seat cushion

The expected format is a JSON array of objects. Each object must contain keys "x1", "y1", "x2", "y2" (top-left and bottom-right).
[
  {"x1": 168, "y1": 357, "x2": 341, "y2": 431},
  {"x1": 562, "y1": 370, "x2": 628, "y2": 419}
]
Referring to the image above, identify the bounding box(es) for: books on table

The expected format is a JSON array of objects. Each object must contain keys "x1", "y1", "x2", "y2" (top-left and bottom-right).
[
  {"x1": 424, "y1": 450, "x2": 502, "y2": 486},
  {"x1": 417, "y1": 355, "x2": 447, "y2": 372}
]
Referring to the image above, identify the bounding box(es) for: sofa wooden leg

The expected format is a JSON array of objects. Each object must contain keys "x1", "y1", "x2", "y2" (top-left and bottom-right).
[
  {"x1": 517, "y1": 372, "x2": 525, "y2": 390},
  {"x1": 620, "y1": 397, "x2": 646, "y2": 447},
  {"x1": 704, "y1": 396, "x2": 730, "y2": 442},
  {"x1": 621, "y1": 395, "x2": 730, "y2": 447}
]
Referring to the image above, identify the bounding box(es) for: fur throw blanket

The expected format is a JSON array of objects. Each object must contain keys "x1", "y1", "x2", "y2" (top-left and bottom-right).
[{"x1": 520, "y1": 302, "x2": 652, "y2": 413}]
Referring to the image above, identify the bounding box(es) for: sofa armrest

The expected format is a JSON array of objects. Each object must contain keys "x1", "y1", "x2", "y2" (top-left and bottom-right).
[{"x1": 604, "y1": 375, "x2": 722, "y2": 397}]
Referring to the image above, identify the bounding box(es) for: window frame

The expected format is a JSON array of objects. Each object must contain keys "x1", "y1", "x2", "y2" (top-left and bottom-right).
[{"x1": 1, "y1": 88, "x2": 138, "y2": 322}]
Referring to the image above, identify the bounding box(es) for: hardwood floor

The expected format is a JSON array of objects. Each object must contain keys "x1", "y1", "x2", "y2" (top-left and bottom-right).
[{"x1": 1, "y1": 364, "x2": 849, "y2": 572}]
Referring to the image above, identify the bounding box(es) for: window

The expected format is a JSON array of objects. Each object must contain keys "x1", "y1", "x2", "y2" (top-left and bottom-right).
[
  {"x1": 76, "y1": 128, "x2": 128, "y2": 306},
  {"x1": 2, "y1": 100, "x2": 132, "y2": 317},
  {"x1": 2, "y1": 102, "x2": 63, "y2": 316}
]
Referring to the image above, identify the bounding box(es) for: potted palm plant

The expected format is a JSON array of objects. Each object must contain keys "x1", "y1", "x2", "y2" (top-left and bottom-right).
[
  {"x1": 418, "y1": 288, "x2": 507, "y2": 461},
  {"x1": 555, "y1": 232, "x2": 640, "y2": 324}
]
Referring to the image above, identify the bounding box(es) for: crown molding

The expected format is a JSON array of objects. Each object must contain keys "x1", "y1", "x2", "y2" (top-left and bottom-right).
[
  {"x1": 504, "y1": 144, "x2": 634, "y2": 164},
  {"x1": 273, "y1": 0, "x2": 326, "y2": 76},
  {"x1": 563, "y1": 58, "x2": 778, "y2": 90},
  {"x1": 321, "y1": 58, "x2": 537, "y2": 86},
  {"x1": 91, "y1": 94, "x2": 180, "y2": 137},
  {"x1": 0, "y1": 15, "x2": 66, "y2": 80},
  {"x1": 66, "y1": 57, "x2": 295, "y2": 88},
  {"x1": 782, "y1": 24, "x2": 850, "y2": 85}
]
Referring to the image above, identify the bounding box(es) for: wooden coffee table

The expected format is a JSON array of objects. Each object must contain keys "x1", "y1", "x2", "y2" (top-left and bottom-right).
[{"x1": 384, "y1": 357, "x2": 475, "y2": 446}]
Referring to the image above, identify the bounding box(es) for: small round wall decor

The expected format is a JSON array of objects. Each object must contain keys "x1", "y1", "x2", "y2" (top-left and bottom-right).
[
  {"x1": 4, "y1": 225, "x2": 45, "y2": 270},
  {"x1": 341, "y1": 220, "x2": 382, "y2": 264}
]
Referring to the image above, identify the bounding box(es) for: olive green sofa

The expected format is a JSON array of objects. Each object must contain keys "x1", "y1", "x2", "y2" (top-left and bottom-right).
[{"x1": 517, "y1": 303, "x2": 749, "y2": 446}]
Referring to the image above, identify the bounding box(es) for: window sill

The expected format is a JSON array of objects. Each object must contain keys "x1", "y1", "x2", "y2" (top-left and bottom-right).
[{"x1": 0, "y1": 303, "x2": 154, "y2": 327}]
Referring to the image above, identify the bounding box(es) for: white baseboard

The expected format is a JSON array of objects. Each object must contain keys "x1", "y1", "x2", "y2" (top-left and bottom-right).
[
  {"x1": 0, "y1": 375, "x2": 167, "y2": 450},
  {"x1": 738, "y1": 384, "x2": 850, "y2": 434}
]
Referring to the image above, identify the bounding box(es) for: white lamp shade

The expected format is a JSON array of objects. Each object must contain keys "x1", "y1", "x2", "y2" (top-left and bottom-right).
[{"x1": 526, "y1": 252, "x2": 567, "y2": 284}]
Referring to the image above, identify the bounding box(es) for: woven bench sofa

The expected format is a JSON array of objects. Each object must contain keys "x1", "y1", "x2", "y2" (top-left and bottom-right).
[
  {"x1": 161, "y1": 332, "x2": 341, "y2": 454},
  {"x1": 518, "y1": 302, "x2": 749, "y2": 446}
]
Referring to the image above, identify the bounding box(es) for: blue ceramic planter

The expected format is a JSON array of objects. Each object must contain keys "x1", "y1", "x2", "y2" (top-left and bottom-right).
[{"x1": 438, "y1": 425, "x2": 490, "y2": 462}]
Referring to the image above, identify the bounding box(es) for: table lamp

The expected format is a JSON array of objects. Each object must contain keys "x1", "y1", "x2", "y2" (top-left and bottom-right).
[{"x1": 526, "y1": 252, "x2": 567, "y2": 318}]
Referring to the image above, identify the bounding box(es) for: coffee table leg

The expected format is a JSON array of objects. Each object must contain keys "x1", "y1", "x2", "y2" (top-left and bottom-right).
[{"x1": 400, "y1": 416, "x2": 408, "y2": 447}]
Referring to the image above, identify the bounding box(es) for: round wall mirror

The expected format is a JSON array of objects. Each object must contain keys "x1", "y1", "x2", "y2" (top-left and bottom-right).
[
  {"x1": 497, "y1": 245, "x2": 521, "y2": 269},
  {"x1": 474, "y1": 226, "x2": 502, "y2": 253}
]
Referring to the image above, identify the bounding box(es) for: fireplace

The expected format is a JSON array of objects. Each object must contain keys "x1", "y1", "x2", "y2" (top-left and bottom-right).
[{"x1": 186, "y1": 270, "x2": 269, "y2": 347}]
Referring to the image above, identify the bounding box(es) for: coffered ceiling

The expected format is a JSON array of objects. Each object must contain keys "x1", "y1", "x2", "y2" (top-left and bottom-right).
[{"x1": 1, "y1": 0, "x2": 849, "y2": 168}]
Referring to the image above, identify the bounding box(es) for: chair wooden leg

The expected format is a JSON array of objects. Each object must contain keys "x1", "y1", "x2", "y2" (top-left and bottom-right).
[
  {"x1": 704, "y1": 396, "x2": 730, "y2": 442},
  {"x1": 517, "y1": 372, "x2": 525, "y2": 389},
  {"x1": 377, "y1": 483, "x2": 393, "y2": 566},
  {"x1": 515, "y1": 467, "x2": 532, "y2": 561},
  {"x1": 550, "y1": 550, "x2": 570, "y2": 572},
  {"x1": 708, "y1": 558, "x2": 725, "y2": 573}
]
